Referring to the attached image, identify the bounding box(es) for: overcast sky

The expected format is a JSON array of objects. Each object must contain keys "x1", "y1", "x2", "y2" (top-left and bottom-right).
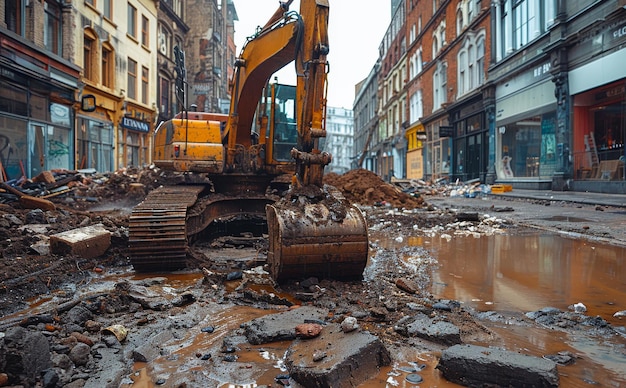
[{"x1": 232, "y1": 0, "x2": 391, "y2": 109}]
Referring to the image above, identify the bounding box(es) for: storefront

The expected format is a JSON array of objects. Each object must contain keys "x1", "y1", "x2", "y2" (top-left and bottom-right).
[
  {"x1": 494, "y1": 61, "x2": 557, "y2": 188},
  {"x1": 405, "y1": 123, "x2": 425, "y2": 180},
  {"x1": 118, "y1": 114, "x2": 151, "y2": 168},
  {"x1": 0, "y1": 34, "x2": 79, "y2": 180},
  {"x1": 449, "y1": 98, "x2": 488, "y2": 182},
  {"x1": 424, "y1": 118, "x2": 451, "y2": 182},
  {"x1": 572, "y1": 81, "x2": 625, "y2": 181},
  {"x1": 569, "y1": 17, "x2": 626, "y2": 185}
]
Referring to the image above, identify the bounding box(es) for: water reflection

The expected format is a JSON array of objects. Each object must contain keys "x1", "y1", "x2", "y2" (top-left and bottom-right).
[{"x1": 425, "y1": 233, "x2": 626, "y2": 326}]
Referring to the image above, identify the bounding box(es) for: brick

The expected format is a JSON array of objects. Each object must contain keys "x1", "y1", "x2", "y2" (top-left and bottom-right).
[{"x1": 50, "y1": 224, "x2": 111, "y2": 259}]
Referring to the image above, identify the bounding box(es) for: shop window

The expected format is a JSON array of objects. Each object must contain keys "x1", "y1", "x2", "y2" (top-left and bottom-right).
[
  {"x1": 126, "y1": 132, "x2": 140, "y2": 167},
  {"x1": 0, "y1": 82, "x2": 28, "y2": 116},
  {"x1": 29, "y1": 93, "x2": 49, "y2": 121},
  {"x1": 127, "y1": 58, "x2": 137, "y2": 100},
  {"x1": 497, "y1": 115, "x2": 548, "y2": 179},
  {"x1": 0, "y1": 117, "x2": 27, "y2": 180}
]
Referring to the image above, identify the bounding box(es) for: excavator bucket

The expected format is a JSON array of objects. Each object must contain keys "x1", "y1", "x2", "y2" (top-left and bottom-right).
[{"x1": 266, "y1": 185, "x2": 369, "y2": 282}]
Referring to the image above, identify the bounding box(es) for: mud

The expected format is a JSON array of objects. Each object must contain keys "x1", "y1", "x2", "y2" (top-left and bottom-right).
[{"x1": 0, "y1": 166, "x2": 625, "y2": 387}]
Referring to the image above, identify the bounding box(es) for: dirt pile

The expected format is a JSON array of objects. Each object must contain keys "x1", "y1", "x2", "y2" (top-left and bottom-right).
[{"x1": 324, "y1": 168, "x2": 425, "y2": 209}]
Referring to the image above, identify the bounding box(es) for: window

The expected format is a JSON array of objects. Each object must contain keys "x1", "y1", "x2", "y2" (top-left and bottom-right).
[
  {"x1": 141, "y1": 66, "x2": 149, "y2": 104},
  {"x1": 83, "y1": 30, "x2": 97, "y2": 81},
  {"x1": 128, "y1": 58, "x2": 137, "y2": 99},
  {"x1": 44, "y1": 1, "x2": 62, "y2": 55},
  {"x1": 513, "y1": 0, "x2": 532, "y2": 49},
  {"x1": 498, "y1": 0, "x2": 556, "y2": 59},
  {"x1": 85, "y1": 0, "x2": 94, "y2": 5},
  {"x1": 103, "y1": 0, "x2": 112, "y2": 20},
  {"x1": 457, "y1": 33, "x2": 486, "y2": 96},
  {"x1": 159, "y1": 77, "x2": 171, "y2": 117},
  {"x1": 128, "y1": 3, "x2": 137, "y2": 38},
  {"x1": 476, "y1": 37, "x2": 485, "y2": 85},
  {"x1": 409, "y1": 90, "x2": 423, "y2": 122},
  {"x1": 433, "y1": 62, "x2": 447, "y2": 108},
  {"x1": 5, "y1": 0, "x2": 25, "y2": 35},
  {"x1": 141, "y1": 15, "x2": 149, "y2": 47},
  {"x1": 158, "y1": 23, "x2": 172, "y2": 56},
  {"x1": 102, "y1": 43, "x2": 114, "y2": 88},
  {"x1": 164, "y1": 0, "x2": 183, "y2": 18},
  {"x1": 456, "y1": 9, "x2": 463, "y2": 36}
]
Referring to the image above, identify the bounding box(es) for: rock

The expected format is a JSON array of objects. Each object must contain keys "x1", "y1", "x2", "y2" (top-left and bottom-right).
[
  {"x1": 569, "y1": 302, "x2": 587, "y2": 313},
  {"x1": 66, "y1": 305, "x2": 93, "y2": 325},
  {"x1": 25, "y1": 209, "x2": 46, "y2": 224},
  {"x1": 70, "y1": 332, "x2": 94, "y2": 346},
  {"x1": 437, "y1": 344, "x2": 559, "y2": 387},
  {"x1": 68, "y1": 342, "x2": 91, "y2": 366},
  {"x1": 395, "y1": 277, "x2": 420, "y2": 294},
  {"x1": 394, "y1": 312, "x2": 461, "y2": 345},
  {"x1": 242, "y1": 306, "x2": 328, "y2": 345},
  {"x1": 286, "y1": 323, "x2": 391, "y2": 387},
  {"x1": 1, "y1": 327, "x2": 52, "y2": 383},
  {"x1": 295, "y1": 323, "x2": 323, "y2": 339},
  {"x1": 614, "y1": 310, "x2": 626, "y2": 317},
  {"x1": 340, "y1": 317, "x2": 359, "y2": 332},
  {"x1": 132, "y1": 330, "x2": 173, "y2": 363},
  {"x1": 41, "y1": 368, "x2": 59, "y2": 388}
]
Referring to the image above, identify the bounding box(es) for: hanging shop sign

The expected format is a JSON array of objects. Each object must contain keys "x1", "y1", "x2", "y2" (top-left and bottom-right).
[{"x1": 121, "y1": 116, "x2": 150, "y2": 133}]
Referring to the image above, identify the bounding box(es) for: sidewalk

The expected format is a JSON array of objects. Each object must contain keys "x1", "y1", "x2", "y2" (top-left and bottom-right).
[{"x1": 490, "y1": 189, "x2": 626, "y2": 208}]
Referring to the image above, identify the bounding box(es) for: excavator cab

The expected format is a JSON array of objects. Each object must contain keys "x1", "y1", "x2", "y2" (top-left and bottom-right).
[{"x1": 266, "y1": 83, "x2": 298, "y2": 162}]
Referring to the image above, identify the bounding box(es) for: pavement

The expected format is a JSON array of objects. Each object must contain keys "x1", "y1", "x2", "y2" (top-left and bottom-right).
[{"x1": 490, "y1": 189, "x2": 626, "y2": 208}]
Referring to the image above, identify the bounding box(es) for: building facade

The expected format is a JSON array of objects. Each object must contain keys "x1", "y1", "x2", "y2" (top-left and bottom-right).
[
  {"x1": 0, "y1": 0, "x2": 80, "y2": 179},
  {"x1": 323, "y1": 106, "x2": 354, "y2": 175},
  {"x1": 352, "y1": 0, "x2": 626, "y2": 194},
  {"x1": 156, "y1": 0, "x2": 189, "y2": 123},
  {"x1": 184, "y1": 0, "x2": 233, "y2": 114},
  {"x1": 376, "y1": 0, "x2": 407, "y2": 182},
  {"x1": 353, "y1": 63, "x2": 380, "y2": 172}
]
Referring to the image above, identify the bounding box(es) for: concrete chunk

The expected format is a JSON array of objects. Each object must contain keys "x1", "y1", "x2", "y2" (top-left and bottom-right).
[
  {"x1": 132, "y1": 330, "x2": 173, "y2": 362},
  {"x1": 394, "y1": 312, "x2": 461, "y2": 345},
  {"x1": 285, "y1": 324, "x2": 391, "y2": 388},
  {"x1": 50, "y1": 223, "x2": 111, "y2": 259},
  {"x1": 437, "y1": 344, "x2": 559, "y2": 387},
  {"x1": 241, "y1": 306, "x2": 327, "y2": 345}
]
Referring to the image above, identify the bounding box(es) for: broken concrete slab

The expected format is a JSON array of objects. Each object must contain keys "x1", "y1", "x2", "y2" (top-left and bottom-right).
[
  {"x1": 285, "y1": 324, "x2": 391, "y2": 388},
  {"x1": 394, "y1": 312, "x2": 461, "y2": 345},
  {"x1": 131, "y1": 330, "x2": 173, "y2": 362},
  {"x1": 437, "y1": 344, "x2": 559, "y2": 387},
  {"x1": 49, "y1": 223, "x2": 111, "y2": 259},
  {"x1": 241, "y1": 306, "x2": 327, "y2": 345}
]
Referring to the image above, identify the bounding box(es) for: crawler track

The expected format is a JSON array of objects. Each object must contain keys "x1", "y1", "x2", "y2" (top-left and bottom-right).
[{"x1": 129, "y1": 186, "x2": 205, "y2": 271}]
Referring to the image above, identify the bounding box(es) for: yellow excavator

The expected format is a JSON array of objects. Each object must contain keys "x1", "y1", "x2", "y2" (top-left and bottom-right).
[{"x1": 128, "y1": 0, "x2": 368, "y2": 281}]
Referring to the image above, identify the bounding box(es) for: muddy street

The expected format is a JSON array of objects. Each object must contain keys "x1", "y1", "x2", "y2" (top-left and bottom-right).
[{"x1": 0, "y1": 168, "x2": 625, "y2": 387}]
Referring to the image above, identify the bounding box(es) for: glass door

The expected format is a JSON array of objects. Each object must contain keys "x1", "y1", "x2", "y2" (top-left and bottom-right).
[{"x1": 28, "y1": 123, "x2": 46, "y2": 178}]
